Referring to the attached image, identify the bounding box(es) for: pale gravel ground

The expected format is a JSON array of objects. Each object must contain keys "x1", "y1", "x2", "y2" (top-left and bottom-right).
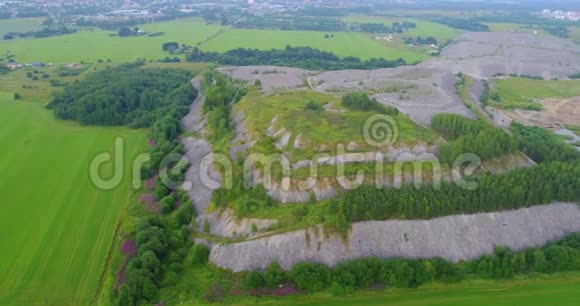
[
  {"x1": 210, "y1": 203, "x2": 580, "y2": 271},
  {"x1": 218, "y1": 32, "x2": 580, "y2": 126},
  {"x1": 424, "y1": 32, "x2": 580, "y2": 79}
]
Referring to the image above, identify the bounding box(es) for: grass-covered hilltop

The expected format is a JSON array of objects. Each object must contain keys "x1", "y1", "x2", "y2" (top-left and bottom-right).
[{"x1": 1, "y1": 1, "x2": 580, "y2": 305}]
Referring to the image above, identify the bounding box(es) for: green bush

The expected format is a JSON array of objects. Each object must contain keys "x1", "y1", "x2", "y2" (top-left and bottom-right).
[
  {"x1": 289, "y1": 262, "x2": 331, "y2": 292},
  {"x1": 191, "y1": 244, "x2": 210, "y2": 265}
]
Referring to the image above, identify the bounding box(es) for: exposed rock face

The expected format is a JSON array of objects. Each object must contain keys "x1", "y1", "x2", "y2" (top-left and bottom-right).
[
  {"x1": 182, "y1": 137, "x2": 221, "y2": 216},
  {"x1": 230, "y1": 110, "x2": 255, "y2": 160},
  {"x1": 182, "y1": 76, "x2": 208, "y2": 135},
  {"x1": 202, "y1": 209, "x2": 278, "y2": 238},
  {"x1": 210, "y1": 203, "x2": 580, "y2": 271}
]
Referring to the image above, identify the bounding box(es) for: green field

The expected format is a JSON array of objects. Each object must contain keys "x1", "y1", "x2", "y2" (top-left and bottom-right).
[
  {"x1": 491, "y1": 78, "x2": 580, "y2": 110},
  {"x1": 199, "y1": 28, "x2": 426, "y2": 62},
  {"x1": 571, "y1": 26, "x2": 580, "y2": 44},
  {"x1": 341, "y1": 16, "x2": 459, "y2": 42},
  {"x1": 0, "y1": 17, "x2": 429, "y2": 64},
  {"x1": 0, "y1": 18, "x2": 223, "y2": 64},
  {"x1": 233, "y1": 273, "x2": 580, "y2": 306},
  {"x1": 0, "y1": 97, "x2": 147, "y2": 305},
  {"x1": 0, "y1": 17, "x2": 44, "y2": 36}
]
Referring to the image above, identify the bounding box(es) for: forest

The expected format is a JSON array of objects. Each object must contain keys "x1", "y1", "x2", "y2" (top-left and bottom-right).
[
  {"x1": 49, "y1": 62, "x2": 195, "y2": 127},
  {"x1": 338, "y1": 161, "x2": 579, "y2": 224},
  {"x1": 184, "y1": 45, "x2": 408, "y2": 70}
]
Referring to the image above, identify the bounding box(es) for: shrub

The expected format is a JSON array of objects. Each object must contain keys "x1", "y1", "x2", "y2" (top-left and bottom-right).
[
  {"x1": 203, "y1": 219, "x2": 211, "y2": 233},
  {"x1": 243, "y1": 271, "x2": 266, "y2": 289},
  {"x1": 160, "y1": 194, "x2": 176, "y2": 214},
  {"x1": 304, "y1": 100, "x2": 323, "y2": 112},
  {"x1": 289, "y1": 262, "x2": 331, "y2": 292},
  {"x1": 264, "y1": 262, "x2": 287, "y2": 288},
  {"x1": 191, "y1": 244, "x2": 210, "y2": 265}
]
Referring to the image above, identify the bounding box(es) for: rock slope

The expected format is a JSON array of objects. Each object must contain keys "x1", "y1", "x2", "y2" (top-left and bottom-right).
[{"x1": 210, "y1": 203, "x2": 580, "y2": 271}]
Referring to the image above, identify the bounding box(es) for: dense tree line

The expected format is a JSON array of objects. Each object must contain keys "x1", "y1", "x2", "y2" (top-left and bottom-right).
[
  {"x1": 337, "y1": 161, "x2": 579, "y2": 224},
  {"x1": 118, "y1": 26, "x2": 140, "y2": 37},
  {"x1": 184, "y1": 45, "x2": 408, "y2": 71},
  {"x1": 404, "y1": 36, "x2": 438, "y2": 46},
  {"x1": 434, "y1": 18, "x2": 490, "y2": 31},
  {"x1": 540, "y1": 24, "x2": 570, "y2": 38},
  {"x1": 431, "y1": 114, "x2": 517, "y2": 164},
  {"x1": 511, "y1": 122, "x2": 579, "y2": 164},
  {"x1": 355, "y1": 21, "x2": 416, "y2": 34},
  {"x1": 242, "y1": 234, "x2": 580, "y2": 294},
  {"x1": 431, "y1": 113, "x2": 485, "y2": 140},
  {"x1": 341, "y1": 92, "x2": 399, "y2": 115},
  {"x1": 235, "y1": 16, "x2": 345, "y2": 32},
  {"x1": 3, "y1": 26, "x2": 76, "y2": 40},
  {"x1": 438, "y1": 127, "x2": 518, "y2": 165},
  {"x1": 49, "y1": 63, "x2": 195, "y2": 127},
  {"x1": 116, "y1": 191, "x2": 199, "y2": 305},
  {"x1": 75, "y1": 13, "x2": 186, "y2": 30}
]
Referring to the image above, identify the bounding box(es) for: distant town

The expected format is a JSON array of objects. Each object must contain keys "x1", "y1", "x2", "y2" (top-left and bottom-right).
[{"x1": 541, "y1": 9, "x2": 580, "y2": 22}]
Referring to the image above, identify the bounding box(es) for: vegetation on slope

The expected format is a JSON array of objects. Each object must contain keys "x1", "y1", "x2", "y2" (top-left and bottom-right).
[{"x1": 237, "y1": 234, "x2": 580, "y2": 299}]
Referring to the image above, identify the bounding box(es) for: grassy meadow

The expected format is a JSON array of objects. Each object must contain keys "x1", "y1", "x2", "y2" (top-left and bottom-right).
[
  {"x1": 0, "y1": 17, "x2": 430, "y2": 65},
  {"x1": 341, "y1": 16, "x2": 460, "y2": 42},
  {"x1": 200, "y1": 28, "x2": 426, "y2": 62},
  {"x1": 236, "y1": 89, "x2": 436, "y2": 161},
  {"x1": 0, "y1": 18, "x2": 223, "y2": 64},
  {"x1": 570, "y1": 26, "x2": 580, "y2": 44},
  {"x1": 237, "y1": 273, "x2": 580, "y2": 306},
  {"x1": 0, "y1": 96, "x2": 148, "y2": 305},
  {"x1": 156, "y1": 269, "x2": 580, "y2": 306},
  {"x1": 0, "y1": 17, "x2": 44, "y2": 36},
  {"x1": 491, "y1": 78, "x2": 580, "y2": 110}
]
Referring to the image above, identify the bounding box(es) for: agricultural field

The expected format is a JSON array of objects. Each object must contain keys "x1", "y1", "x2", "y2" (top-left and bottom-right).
[
  {"x1": 490, "y1": 78, "x2": 580, "y2": 110},
  {"x1": 0, "y1": 17, "x2": 44, "y2": 36},
  {"x1": 0, "y1": 18, "x2": 223, "y2": 64},
  {"x1": 0, "y1": 61, "x2": 209, "y2": 102},
  {"x1": 199, "y1": 28, "x2": 426, "y2": 62},
  {"x1": 0, "y1": 96, "x2": 148, "y2": 305},
  {"x1": 341, "y1": 16, "x2": 460, "y2": 41}
]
